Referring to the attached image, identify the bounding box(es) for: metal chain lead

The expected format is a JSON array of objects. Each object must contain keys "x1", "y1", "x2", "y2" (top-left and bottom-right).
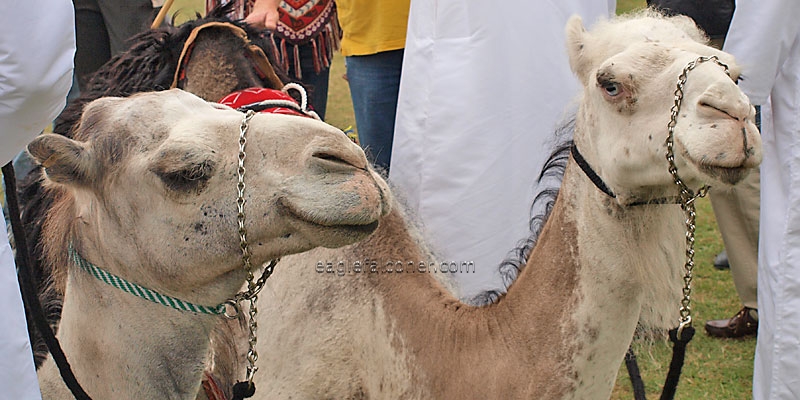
[
  {"x1": 233, "y1": 109, "x2": 279, "y2": 390},
  {"x1": 665, "y1": 55, "x2": 729, "y2": 338}
]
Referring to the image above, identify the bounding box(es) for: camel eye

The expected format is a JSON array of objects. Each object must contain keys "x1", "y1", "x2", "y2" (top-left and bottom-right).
[
  {"x1": 153, "y1": 160, "x2": 216, "y2": 194},
  {"x1": 601, "y1": 81, "x2": 622, "y2": 97}
]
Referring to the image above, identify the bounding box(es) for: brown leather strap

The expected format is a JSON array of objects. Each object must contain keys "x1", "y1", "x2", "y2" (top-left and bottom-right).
[
  {"x1": 202, "y1": 371, "x2": 228, "y2": 400},
  {"x1": 247, "y1": 43, "x2": 284, "y2": 88},
  {"x1": 170, "y1": 22, "x2": 283, "y2": 90}
]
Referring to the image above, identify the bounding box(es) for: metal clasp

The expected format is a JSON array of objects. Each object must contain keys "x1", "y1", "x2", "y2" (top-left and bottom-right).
[{"x1": 223, "y1": 299, "x2": 241, "y2": 319}]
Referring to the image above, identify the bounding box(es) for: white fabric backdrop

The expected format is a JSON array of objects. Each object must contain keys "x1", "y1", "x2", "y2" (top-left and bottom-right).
[
  {"x1": 391, "y1": 0, "x2": 614, "y2": 297},
  {"x1": 1, "y1": 0, "x2": 75, "y2": 397},
  {"x1": 723, "y1": 1, "x2": 800, "y2": 398}
]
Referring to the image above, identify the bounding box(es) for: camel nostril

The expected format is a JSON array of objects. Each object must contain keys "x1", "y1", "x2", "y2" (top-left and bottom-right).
[
  {"x1": 697, "y1": 83, "x2": 751, "y2": 121},
  {"x1": 310, "y1": 149, "x2": 367, "y2": 172},
  {"x1": 314, "y1": 152, "x2": 344, "y2": 162},
  {"x1": 699, "y1": 101, "x2": 739, "y2": 120}
]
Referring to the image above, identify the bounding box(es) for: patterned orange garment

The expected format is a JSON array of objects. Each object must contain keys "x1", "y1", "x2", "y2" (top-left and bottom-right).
[{"x1": 206, "y1": 0, "x2": 340, "y2": 78}]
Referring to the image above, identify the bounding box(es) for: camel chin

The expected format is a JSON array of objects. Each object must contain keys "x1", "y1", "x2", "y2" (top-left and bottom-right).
[{"x1": 289, "y1": 219, "x2": 380, "y2": 249}]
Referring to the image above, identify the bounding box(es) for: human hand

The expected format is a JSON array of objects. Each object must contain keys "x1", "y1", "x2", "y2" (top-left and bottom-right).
[{"x1": 245, "y1": 0, "x2": 281, "y2": 30}]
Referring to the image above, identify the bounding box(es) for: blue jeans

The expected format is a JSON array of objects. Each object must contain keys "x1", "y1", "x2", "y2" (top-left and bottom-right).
[{"x1": 346, "y1": 49, "x2": 404, "y2": 172}]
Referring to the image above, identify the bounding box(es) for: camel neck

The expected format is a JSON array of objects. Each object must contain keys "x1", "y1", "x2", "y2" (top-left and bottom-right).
[
  {"x1": 358, "y1": 165, "x2": 685, "y2": 398},
  {"x1": 549, "y1": 162, "x2": 685, "y2": 398},
  {"x1": 353, "y1": 204, "x2": 582, "y2": 397},
  {"x1": 68, "y1": 244, "x2": 228, "y2": 315},
  {"x1": 38, "y1": 264, "x2": 217, "y2": 400}
]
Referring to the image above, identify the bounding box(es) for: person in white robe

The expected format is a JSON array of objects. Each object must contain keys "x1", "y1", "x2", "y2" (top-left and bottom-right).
[
  {"x1": 1, "y1": 1, "x2": 75, "y2": 397},
  {"x1": 390, "y1": 0, "x2": 615, "y2": 297},
  {"x1": 723, "y1": 1, "x2": 800, "y2": 398}
]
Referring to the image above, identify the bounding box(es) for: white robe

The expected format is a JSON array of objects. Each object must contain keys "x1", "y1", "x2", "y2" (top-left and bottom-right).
[
  {"x1": 390, "y1": 0, "x2": 614, "y2": 297},
  {"x1": 723, "y1": 1, "x2": 800, "y2": 398},
  {"x1": 1, "y1": 0, "x2": 75, "y2": 397}
]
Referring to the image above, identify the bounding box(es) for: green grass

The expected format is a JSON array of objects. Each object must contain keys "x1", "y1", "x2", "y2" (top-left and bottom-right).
[
  {"x1": 324, "y1": 55, "x2": 357, "y2": 135},
  {"x1": 618, "y1": 0, "x2": 649, "y2": 14},
  {"x1": 168, "y1": 0, "x2": 206, "y2": 25}
]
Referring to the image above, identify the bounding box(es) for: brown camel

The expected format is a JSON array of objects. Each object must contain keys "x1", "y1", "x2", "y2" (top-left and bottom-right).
[{"x1": 210, "y1": 11, "x2": 761, "y2": 399}]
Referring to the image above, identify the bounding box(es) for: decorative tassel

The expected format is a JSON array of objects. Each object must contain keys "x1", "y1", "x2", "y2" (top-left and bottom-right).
[
  {"x1": 310, "y1": 38, "x2": 321, "y2": 74},
  {"x1": 243, "y1": 0, "x2": 253, "y2": 19},
  {"x1": 259, "y1": 1, "x2": 342, "y2": 79},
  {"x1": 330, "y1": 16, "x2": 342, "y2": 51},
  {"x1": 269, "y1": 33, "x2": 281, "y2": 67},
  {"x1": 320, "y1": 30, "x2": 331, "y2": 68},
  {"x1": 280, "y1": 38, "x2": 289, "y2": 72},
  {"x1": 318, "y1": 34, "x2": 327, "y2": 69},
  {"x1": 293, "y1": 44, "x2": 302, "y2": 79}
]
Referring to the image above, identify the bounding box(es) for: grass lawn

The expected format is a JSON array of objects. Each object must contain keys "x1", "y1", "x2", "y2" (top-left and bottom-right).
[{"x1": 2, "y1": 0, "x2": 755, "y2": 398}]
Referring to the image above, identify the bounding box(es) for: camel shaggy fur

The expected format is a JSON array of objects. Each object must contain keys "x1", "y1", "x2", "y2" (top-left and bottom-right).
[
  {"x1": 211, "y1": 11, "x2": 761, "y2": 399},
  {"x1": 18, "y1": 5, "x2": 289, "y2": 368},
  {"x1": 32, "y1": 89, "x2": 390, "y2": 399}
]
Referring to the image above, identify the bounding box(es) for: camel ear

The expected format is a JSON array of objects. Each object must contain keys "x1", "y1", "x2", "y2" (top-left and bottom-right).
[
  {"x1": 565, "y1": 15, "x2": 591, "y2": 86},
  {"x1": 27, "y1": 134, "x2": 97, "y2": 186}
]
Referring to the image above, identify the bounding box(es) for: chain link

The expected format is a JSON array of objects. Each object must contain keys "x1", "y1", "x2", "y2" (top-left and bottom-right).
[
  {"x1": 231, "y1": 109, "x2": 279, "y2": 388},
  {"x1": 665, "y1": 55, "x2": 729, "y2": 338}
]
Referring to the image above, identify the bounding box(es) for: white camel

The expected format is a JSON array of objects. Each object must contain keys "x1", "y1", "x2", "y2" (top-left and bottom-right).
[
  {"x1": 32, "y1": 89, "x2": 391, "y2": 399},
  {"x1": 208, "y1": 11, "x2": 761, "y2": 400}
]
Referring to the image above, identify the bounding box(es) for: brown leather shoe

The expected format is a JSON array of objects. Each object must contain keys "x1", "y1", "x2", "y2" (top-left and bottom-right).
[{"x1": 705, "y1": 307, "x2": 758, "y2": 338}]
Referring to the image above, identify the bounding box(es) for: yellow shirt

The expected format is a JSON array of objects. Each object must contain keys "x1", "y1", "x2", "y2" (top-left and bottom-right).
[{"x1": 336, "y1": 0, "x2": 410, "y2": 56}]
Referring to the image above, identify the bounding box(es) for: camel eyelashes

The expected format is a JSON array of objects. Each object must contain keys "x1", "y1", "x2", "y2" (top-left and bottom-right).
[{"x1": 152, "y1": 159, "x2": 217, "y2": 194}]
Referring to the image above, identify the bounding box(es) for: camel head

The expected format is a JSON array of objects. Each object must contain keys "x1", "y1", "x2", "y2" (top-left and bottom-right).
[
  {"x1": 28, "y1": 89, "x2": 390, "y2": 302},
  {"x1": 565, "y1": 11, "x2": 761, "y2": 204},
  {"x1": 178, "y1": 22, "x2": 285, "y2": 102}
]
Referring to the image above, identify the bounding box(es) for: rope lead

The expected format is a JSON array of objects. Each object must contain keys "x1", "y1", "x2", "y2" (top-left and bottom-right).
[{"x1": 3, "y1": 162, "x2": 93, "y2": 400}]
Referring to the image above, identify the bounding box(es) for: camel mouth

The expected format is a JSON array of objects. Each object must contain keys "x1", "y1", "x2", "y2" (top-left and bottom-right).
[
  {"x1": 677, "y1": 129, "x2": 761, "y2": 186},
  {"x1": 277, "y1": 197, "x2": 381, "y2": 236},
  {"x1": 697, "y1": 164, "x2": 750, "y2": 185}
]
